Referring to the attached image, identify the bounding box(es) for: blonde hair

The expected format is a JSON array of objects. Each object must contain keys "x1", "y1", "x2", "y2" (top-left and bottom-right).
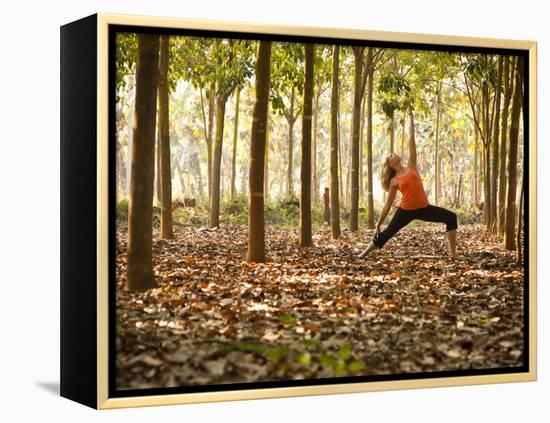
[{"x1": 380, "y1": 157, "x2": 396, "y2": 192}]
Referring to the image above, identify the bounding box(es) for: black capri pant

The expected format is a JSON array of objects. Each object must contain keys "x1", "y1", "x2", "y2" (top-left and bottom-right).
[{"x1": 372, "y1": 204, "x2": 458, "y2": 248}]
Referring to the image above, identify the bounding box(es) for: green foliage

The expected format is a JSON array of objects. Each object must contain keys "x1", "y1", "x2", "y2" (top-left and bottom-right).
[
  {"x1": 221, "y1": 194, "x2": 248, "y2": 225},
  {"x1": 116, "y1": 198, "x2": 129, "y2": 218},
  {"x1": 378, "y1": 70, "x2": 411, "y2": 118},
  {"x1": 270, "y1": 43, "x2": 305, "y2": 116},
  {"x1": 265, "y1": 195, "x2": 300, "y2": 227},
  {"x1": 115, "y1": 33, "x2": 137, "y2": 93},
  {"x1": 278, "y1": 313, "x2": 297, "y2": 325},
  {"x1": 465, "y1": 55, "x2": 499, "y2": 88},
  {"x1": 172, "y1": 37, "x2": 255, "y2": 100}
]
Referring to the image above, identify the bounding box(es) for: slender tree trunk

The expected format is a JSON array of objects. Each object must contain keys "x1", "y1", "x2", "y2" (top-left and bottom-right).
[
  {"x1": 199, "y1": 87, "x2": 215, "y2": 204},
  {"x1": 264, "y1": 123, "x2": 270, "y2": 201},
  {"x1": 484, "y1": 145, "x2": 491, "y2": 227},
  {"x1": 231, "y1": 87, "x2": 241, "y2": 199},
  {"x1": 435, "y1": 82, "x2": 441, "y2": 205},
  {"x1": 359, "y1": 95, "x2": 366, "y2": 203},
  {"x1": 499, "y1": 57, "x2": 512, "y2": 236},
  {"x1": 474, "y1": 128, "x2": 479, "y2": 207},
  {"x1": 155, "y1": 125, "x2": 161, "y2": 205},
  {"x1": 192, "y1": 140, "x2": 204, "y2": 198},
  {"x1": 349, "y1": 47, "x2": 364, "y2": 232},
  {"x1": 248, "y1": 40, "x2": 272, "y2": 262},
  {"x1": 338, "y1": 107, "x2": 344, "y2": 205},
  {"x1": 158, "y1": 35, "x2": 173, "y2": 239},
  {"x1": 300, "y1": 43, "x2": 314, "y2": 247},
  {"x1": 491, "y1": 57, "x2": 503, "y2": 232},
  {"x1": 504, "y1": 57, "x2": 523, "y2": 250},
  {"x1": 330, "y1": 45, "x2": 341, "y2": 239},
  {"x1": 482, "y1": 75, "x2": 491, "y2": 229},
  {"x1": 365, "y1": 49, "x2": 375, "y2": 229},
  {"x1": 517, "y1": 173, "x2": 524, "y2": 264},
  {"x1": 127, "y1": 33, "x2": 160, "y2": 292},
  {"x1": 287, "y1": 89, "x2": 295, "y2": 196},
  {"x1": 209, "y1": 96, "x2": 228, "y2": 228},
  {"x1": 324, "y1": 188, "x2": 331, "y2": 224},
  {"x1": 312, "y1": 90, "x2": 321, "y2": 203}
]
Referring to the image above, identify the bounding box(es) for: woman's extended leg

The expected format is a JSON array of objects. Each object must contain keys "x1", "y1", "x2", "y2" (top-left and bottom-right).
[
  {"x1": 358, "y1": 208, "x2": 414, "y2": 257},
  {"x1": 415, "y1": 205, "x2": 458, "y2": 258}
]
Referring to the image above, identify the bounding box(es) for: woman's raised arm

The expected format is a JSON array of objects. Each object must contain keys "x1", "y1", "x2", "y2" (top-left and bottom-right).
[{"x1": 407, "y1": 109, "x2": 417, "y2": 170}]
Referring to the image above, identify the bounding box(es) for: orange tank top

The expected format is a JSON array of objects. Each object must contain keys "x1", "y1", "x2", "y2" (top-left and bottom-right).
[{"x1": 395, "y1": 167, "x2": 429, "y2": 210}]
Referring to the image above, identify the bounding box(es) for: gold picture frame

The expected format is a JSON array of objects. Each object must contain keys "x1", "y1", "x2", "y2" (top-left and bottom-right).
[{"x1": 60, "y1": 13, "x2": 537, "y2": 409}]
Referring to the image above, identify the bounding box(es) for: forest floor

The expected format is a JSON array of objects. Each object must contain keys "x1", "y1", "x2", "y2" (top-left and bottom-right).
[{"x1": 115, "y1": 221, "x2": 525, "y2": 390}]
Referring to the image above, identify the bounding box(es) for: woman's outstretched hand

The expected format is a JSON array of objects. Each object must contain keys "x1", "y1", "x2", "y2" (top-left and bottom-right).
[{"x1": 375, "y1": 222, "x2": 381, "y2": 236}]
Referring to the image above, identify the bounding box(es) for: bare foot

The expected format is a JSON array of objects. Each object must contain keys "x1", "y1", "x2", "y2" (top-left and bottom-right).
[{"x1": 358, "y1": 242, "x2": 378, "y2": 258}]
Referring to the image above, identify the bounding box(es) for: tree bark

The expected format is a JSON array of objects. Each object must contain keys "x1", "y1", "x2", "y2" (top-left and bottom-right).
[
  {"x1": 127, "y1": 33, "x2": 160, "y2": 292},
  {"x1": 330, "y1": 45, "x2": 341, "y2": 239},
  {"x1": 287, "y1": 89, "x2": 296, "y2": 196},
  {"x1": 312, "y1": 89, "x2": 321, "y2": 203},
  {"x1": 323, "y1": 187, "x2": 331, "y2": 224},
  {"x1": 264, "y1": 122, "x2": 270, "y2": 201},
  {"x1": 231, "y1": 87, "x2": 241, "y2": 199},
  {"x1": 365, "y1": 48, "x2": 375, "y2": 229},
  {"x1": 248, "y1": 40, "x2": 272, "y2": 262},
  {"x1": 158, "y1": 34, "x2": 173, "y2": 239},
  {"x1": 300, "y1": 43, "x2": 314, "y2": 247},
  {"x1": 155, "y1": 124, "x2": 161, "y2": 205},
  {"x1": 474, "y1": 128, "x2": 478, "y2": 207},
  {"x1": 499, "y1": 57, "x2": 513, "y2": 236},
  {"x1": 349, "y1": 46, "x2": 364, "y2": 232},
  {"x1": 504, "y1": 57, "x2": 523, "y2": 250},
  {"x1": 209, "y1": 96, "x2": 227, "y2": 228},
  {"x1": 516, "y1": 173, "x2": 524, "y2": 264},
  {"x1": 491, "y1": 57, "x2": 503, "y2": 232},
  {"x1": 434, "y1": 81, "x2": 441, "y2": 205}
]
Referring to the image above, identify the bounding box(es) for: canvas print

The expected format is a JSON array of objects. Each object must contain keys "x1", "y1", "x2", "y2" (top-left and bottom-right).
[{"x1": 112, "y1": 28, "x2": 527, "y2": 393}]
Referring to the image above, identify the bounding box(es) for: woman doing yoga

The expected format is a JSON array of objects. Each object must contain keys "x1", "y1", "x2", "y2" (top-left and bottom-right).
[{"x1": 358, "y1": 108, "x2": 458, "y2": 258}]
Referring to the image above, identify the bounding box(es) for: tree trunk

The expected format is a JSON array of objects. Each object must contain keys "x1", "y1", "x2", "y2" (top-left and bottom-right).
[
  {"x1": 474, "y1": 128, "x2": 478, "y2": 207},
  {"x1": 231, "y1": 87, "x2": 241, "y2": 199},
  {"x1": 516, "y1": 173, "x2": 524, "y2": 264},
  {"x1": 491, "y1": 57, "x2": 503, "y2": 232},
  {"x1": 359, "y1": 95, "x2": 366, "y2": 203},
  {"x1": 434, "y1": 82, "x2": 441, "y2": 205},
  {"x1": 349, "y1": 47, "x2": 364, "y2": 232},
  {"x1": 484, "y1": 144, "x2": 491, "y2": 228},
  {"x1": 312, "y1": 90, "x2": 321, "y2": 203},
  {"x1": 365, "y1": 48, "x2": 375, "y2": 229},
  {"x1": 127, "y1": 33, "x2": 160, "y2": 292},
  {"x1": 330, "y1": 45, "x2": 341, "y2": 239},
  {"x1": 287, "y1": 89, "x2": 295, "y2": 196},
  {"x1": 504, "y1": 57, "x2": 523, "y2": 250},
  {"x1": 248, "y1": 40, "x2": 272, "y2": 262},
  {"x1": 481, "y1": 57, "x2": 493, "y2": 230},
  {"x1": 300, "y1": 43, "x2": 314, "y2": 247},
  {"x1": 323, "y1": 187, "x2": 331, "y2": 224},
  {"x1": 158, "y1": 35, "x2": 173, "y2": 239},
  {"x1": 209, "y1": 96, "x2": 227, "y2": 228},
  {"x1": 264, "y1": 123, "x2": 270, "y2": 201},
  {"x1": 499, "y1": 57, "x2": 512, "y2": 236},
  {"x1": 155, "y1": 125, "x2": 161, "y2": 205}
]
